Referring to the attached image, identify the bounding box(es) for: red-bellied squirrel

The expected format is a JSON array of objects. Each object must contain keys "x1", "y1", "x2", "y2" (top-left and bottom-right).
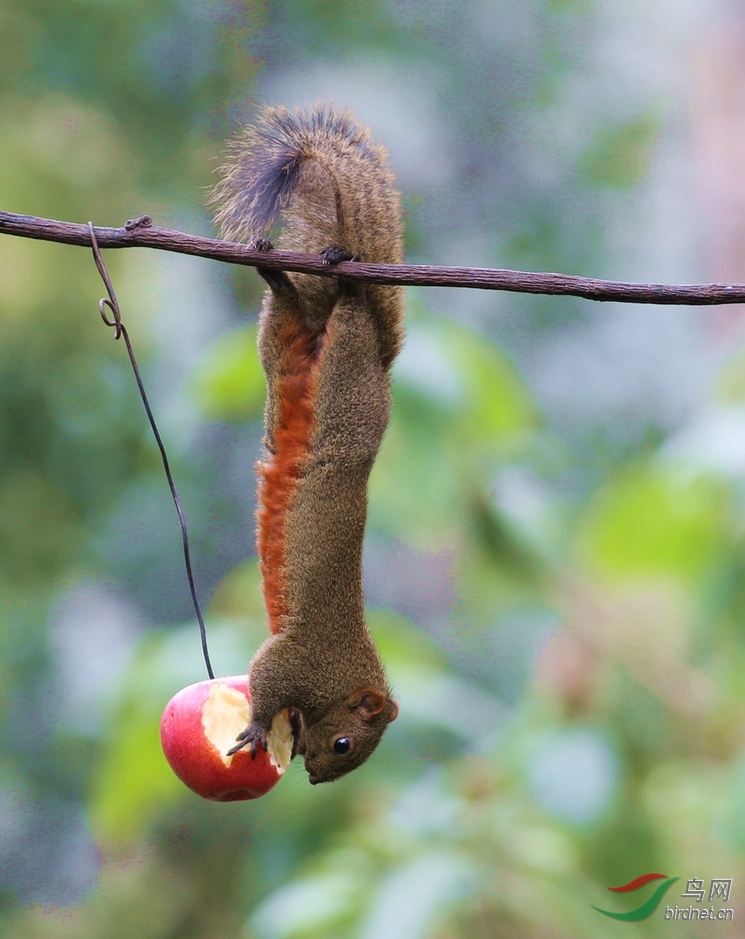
[{"x1": 209, "y1": 104, "x2": 403, "y2": 783}]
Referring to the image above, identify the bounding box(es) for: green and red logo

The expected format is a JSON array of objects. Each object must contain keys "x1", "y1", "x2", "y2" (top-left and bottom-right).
[{"x1": 592, "y1": 873, "x2": 679, "y2": 922}]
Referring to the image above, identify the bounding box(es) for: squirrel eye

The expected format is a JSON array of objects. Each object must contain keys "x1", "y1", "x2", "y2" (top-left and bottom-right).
[{"x1": 332, "y1": 736, "x2": 351, "y2": 755}]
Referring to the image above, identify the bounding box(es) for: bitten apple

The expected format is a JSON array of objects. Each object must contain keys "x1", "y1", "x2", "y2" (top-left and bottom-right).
[{"x1": 160, "y1": 675, "x2": 293, "y2": 801}]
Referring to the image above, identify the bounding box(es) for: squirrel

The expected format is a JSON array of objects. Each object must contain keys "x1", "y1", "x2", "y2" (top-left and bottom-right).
[{"x1": 208, "y1": 104, "x2": 403, "y2": 784}]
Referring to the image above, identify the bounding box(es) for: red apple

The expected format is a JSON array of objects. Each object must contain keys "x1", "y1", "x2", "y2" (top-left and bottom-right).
[{"x1": 160, "y1": 675, "x2": 293, "y2": 801}]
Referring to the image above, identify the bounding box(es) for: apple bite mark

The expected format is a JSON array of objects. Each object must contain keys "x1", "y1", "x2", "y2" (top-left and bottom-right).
[
  {"x1": 201, "y1": 681, "x2": 251, "y2": 767},
  {"x1": 265, "y1": 709, "x2": 294, "y2": 772},
  {"x1": 200, "y1": 680, "x2": 294, "y2": 773}
]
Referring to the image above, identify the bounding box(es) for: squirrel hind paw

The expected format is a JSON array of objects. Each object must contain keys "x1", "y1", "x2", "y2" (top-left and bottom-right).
[
  {"x1": 251, "y1": 237, "x2": 296, "y2": 293},
  {"x1": 320, "y1": 245, "x2": 359, "y2": 265},
  {"x1": 226, "y1": 722, "x2": 268, "y2": 759}
]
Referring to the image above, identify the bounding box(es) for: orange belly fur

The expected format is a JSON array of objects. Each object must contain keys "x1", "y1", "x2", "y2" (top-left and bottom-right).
[{"x1": 256, "y1": 320, "x2": 323, "y2": 633}]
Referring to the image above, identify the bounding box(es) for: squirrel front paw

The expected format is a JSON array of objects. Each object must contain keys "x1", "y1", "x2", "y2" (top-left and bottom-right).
[{"x1": 227, "y1": 721, "x2": 268, "y2": 759}]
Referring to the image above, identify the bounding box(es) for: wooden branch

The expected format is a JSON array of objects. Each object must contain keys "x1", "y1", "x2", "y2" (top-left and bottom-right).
[{"x1": 2, "y1": 208, "x2": 745, "y2": 306}]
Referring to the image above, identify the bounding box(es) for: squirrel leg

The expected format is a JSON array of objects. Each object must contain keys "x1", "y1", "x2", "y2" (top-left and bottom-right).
[
  {"x1": 252, "y1": 238, "x2": 296, "y2": 294},
  {"x1": 308, "y1": 294, "x2": 391, "y2": 466},
  {"x1": 254, "y1": 249, "x2": 312, "y2": 457},
  {"x1": 228, "y1": 635, "x2": 296, "y2": 757}
]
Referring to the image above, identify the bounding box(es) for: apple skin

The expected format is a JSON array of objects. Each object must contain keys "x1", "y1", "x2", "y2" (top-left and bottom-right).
[{"x1": 160, "y1": 675, "x2": 282, "y2": 802}]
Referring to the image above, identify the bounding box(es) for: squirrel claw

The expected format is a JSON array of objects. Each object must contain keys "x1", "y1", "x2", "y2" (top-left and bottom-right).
[
  {"x1": 226, "y1": 722, "x2": 268, "y2": 759},
  {"x1": 320, "y1": 245, "x2": 359, "y2": 265},
  {"x1": 252, "y1": 237, "x2": 274, "y2": 253}
]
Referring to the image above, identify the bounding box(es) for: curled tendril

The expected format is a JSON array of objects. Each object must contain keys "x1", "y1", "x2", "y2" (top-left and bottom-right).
[
  {"x1": 99, "y1": 297, "x2": 121, "y2": 337},
  {"x1": 89, "y1": 222, "x2": 123, "y2": 339}
]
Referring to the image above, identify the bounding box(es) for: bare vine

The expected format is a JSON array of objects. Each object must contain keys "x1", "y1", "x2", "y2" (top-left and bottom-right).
[{"x1": 2, "y1": 209, "x2": 745, "y2": 305}]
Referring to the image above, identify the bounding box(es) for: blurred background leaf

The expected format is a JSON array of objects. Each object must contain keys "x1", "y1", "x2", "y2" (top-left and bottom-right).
[{"x1": 191, "y1": 324, "x2": 265, "y2": 423}]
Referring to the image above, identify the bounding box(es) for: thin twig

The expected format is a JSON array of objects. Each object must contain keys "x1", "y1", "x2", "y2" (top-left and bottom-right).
[{"x1": 2, "y1": 208, "x2": 745, "y2": 305}]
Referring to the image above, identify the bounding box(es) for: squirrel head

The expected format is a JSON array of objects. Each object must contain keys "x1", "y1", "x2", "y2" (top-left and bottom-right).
[{"x1": 294, "y1": 687, "x2": 399, "y2": 784}]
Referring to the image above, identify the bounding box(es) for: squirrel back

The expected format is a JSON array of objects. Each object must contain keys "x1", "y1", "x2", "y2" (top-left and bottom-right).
[{"x1": 209, "y1": 104, "x2": 404, "y2": 367}]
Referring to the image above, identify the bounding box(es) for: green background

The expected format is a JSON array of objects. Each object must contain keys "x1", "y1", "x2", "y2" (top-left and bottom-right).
[{"x1": 0, "y1": 0, "x2": 742, "y2": 936}]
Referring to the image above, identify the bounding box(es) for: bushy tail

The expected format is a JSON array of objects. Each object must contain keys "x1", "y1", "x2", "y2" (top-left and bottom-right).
[
  {"x1": 209, "y1": 103, "x2": 404, "y2": 368},
  {"x1": 209, "y1": 105, "x2": 326, "y2": 241},
  {"x1": 208, "y1": 103, "x2": 401, "y2": 262}
]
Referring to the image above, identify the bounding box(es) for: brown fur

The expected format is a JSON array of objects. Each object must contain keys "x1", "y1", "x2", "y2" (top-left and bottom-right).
[{"x1": 210, "y1": 104, "x2": 403, "y2": 783}]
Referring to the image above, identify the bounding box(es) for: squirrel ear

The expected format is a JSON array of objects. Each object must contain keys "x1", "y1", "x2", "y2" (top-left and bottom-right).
[
  {"x1": 352, "y1": 688, "x2": 389, "y2": 720},
  {"x1": 386, "y1": 697, "x2": 399, "y2": 724}
]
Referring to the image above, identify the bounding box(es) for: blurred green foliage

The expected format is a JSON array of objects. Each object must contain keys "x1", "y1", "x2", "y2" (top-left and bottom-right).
[
  {"x1": 1, "y1": 1, "x2": 743, "y2": 938},
  {"x1": 579, "y1": 112, "x2": 660, "y2": 190},
  {"x1": 578, "y1": 464, "x2": 729, "y2": 583},
  {"x1": 192, "y1": 323, "x2": 265, "y2": 423}
]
